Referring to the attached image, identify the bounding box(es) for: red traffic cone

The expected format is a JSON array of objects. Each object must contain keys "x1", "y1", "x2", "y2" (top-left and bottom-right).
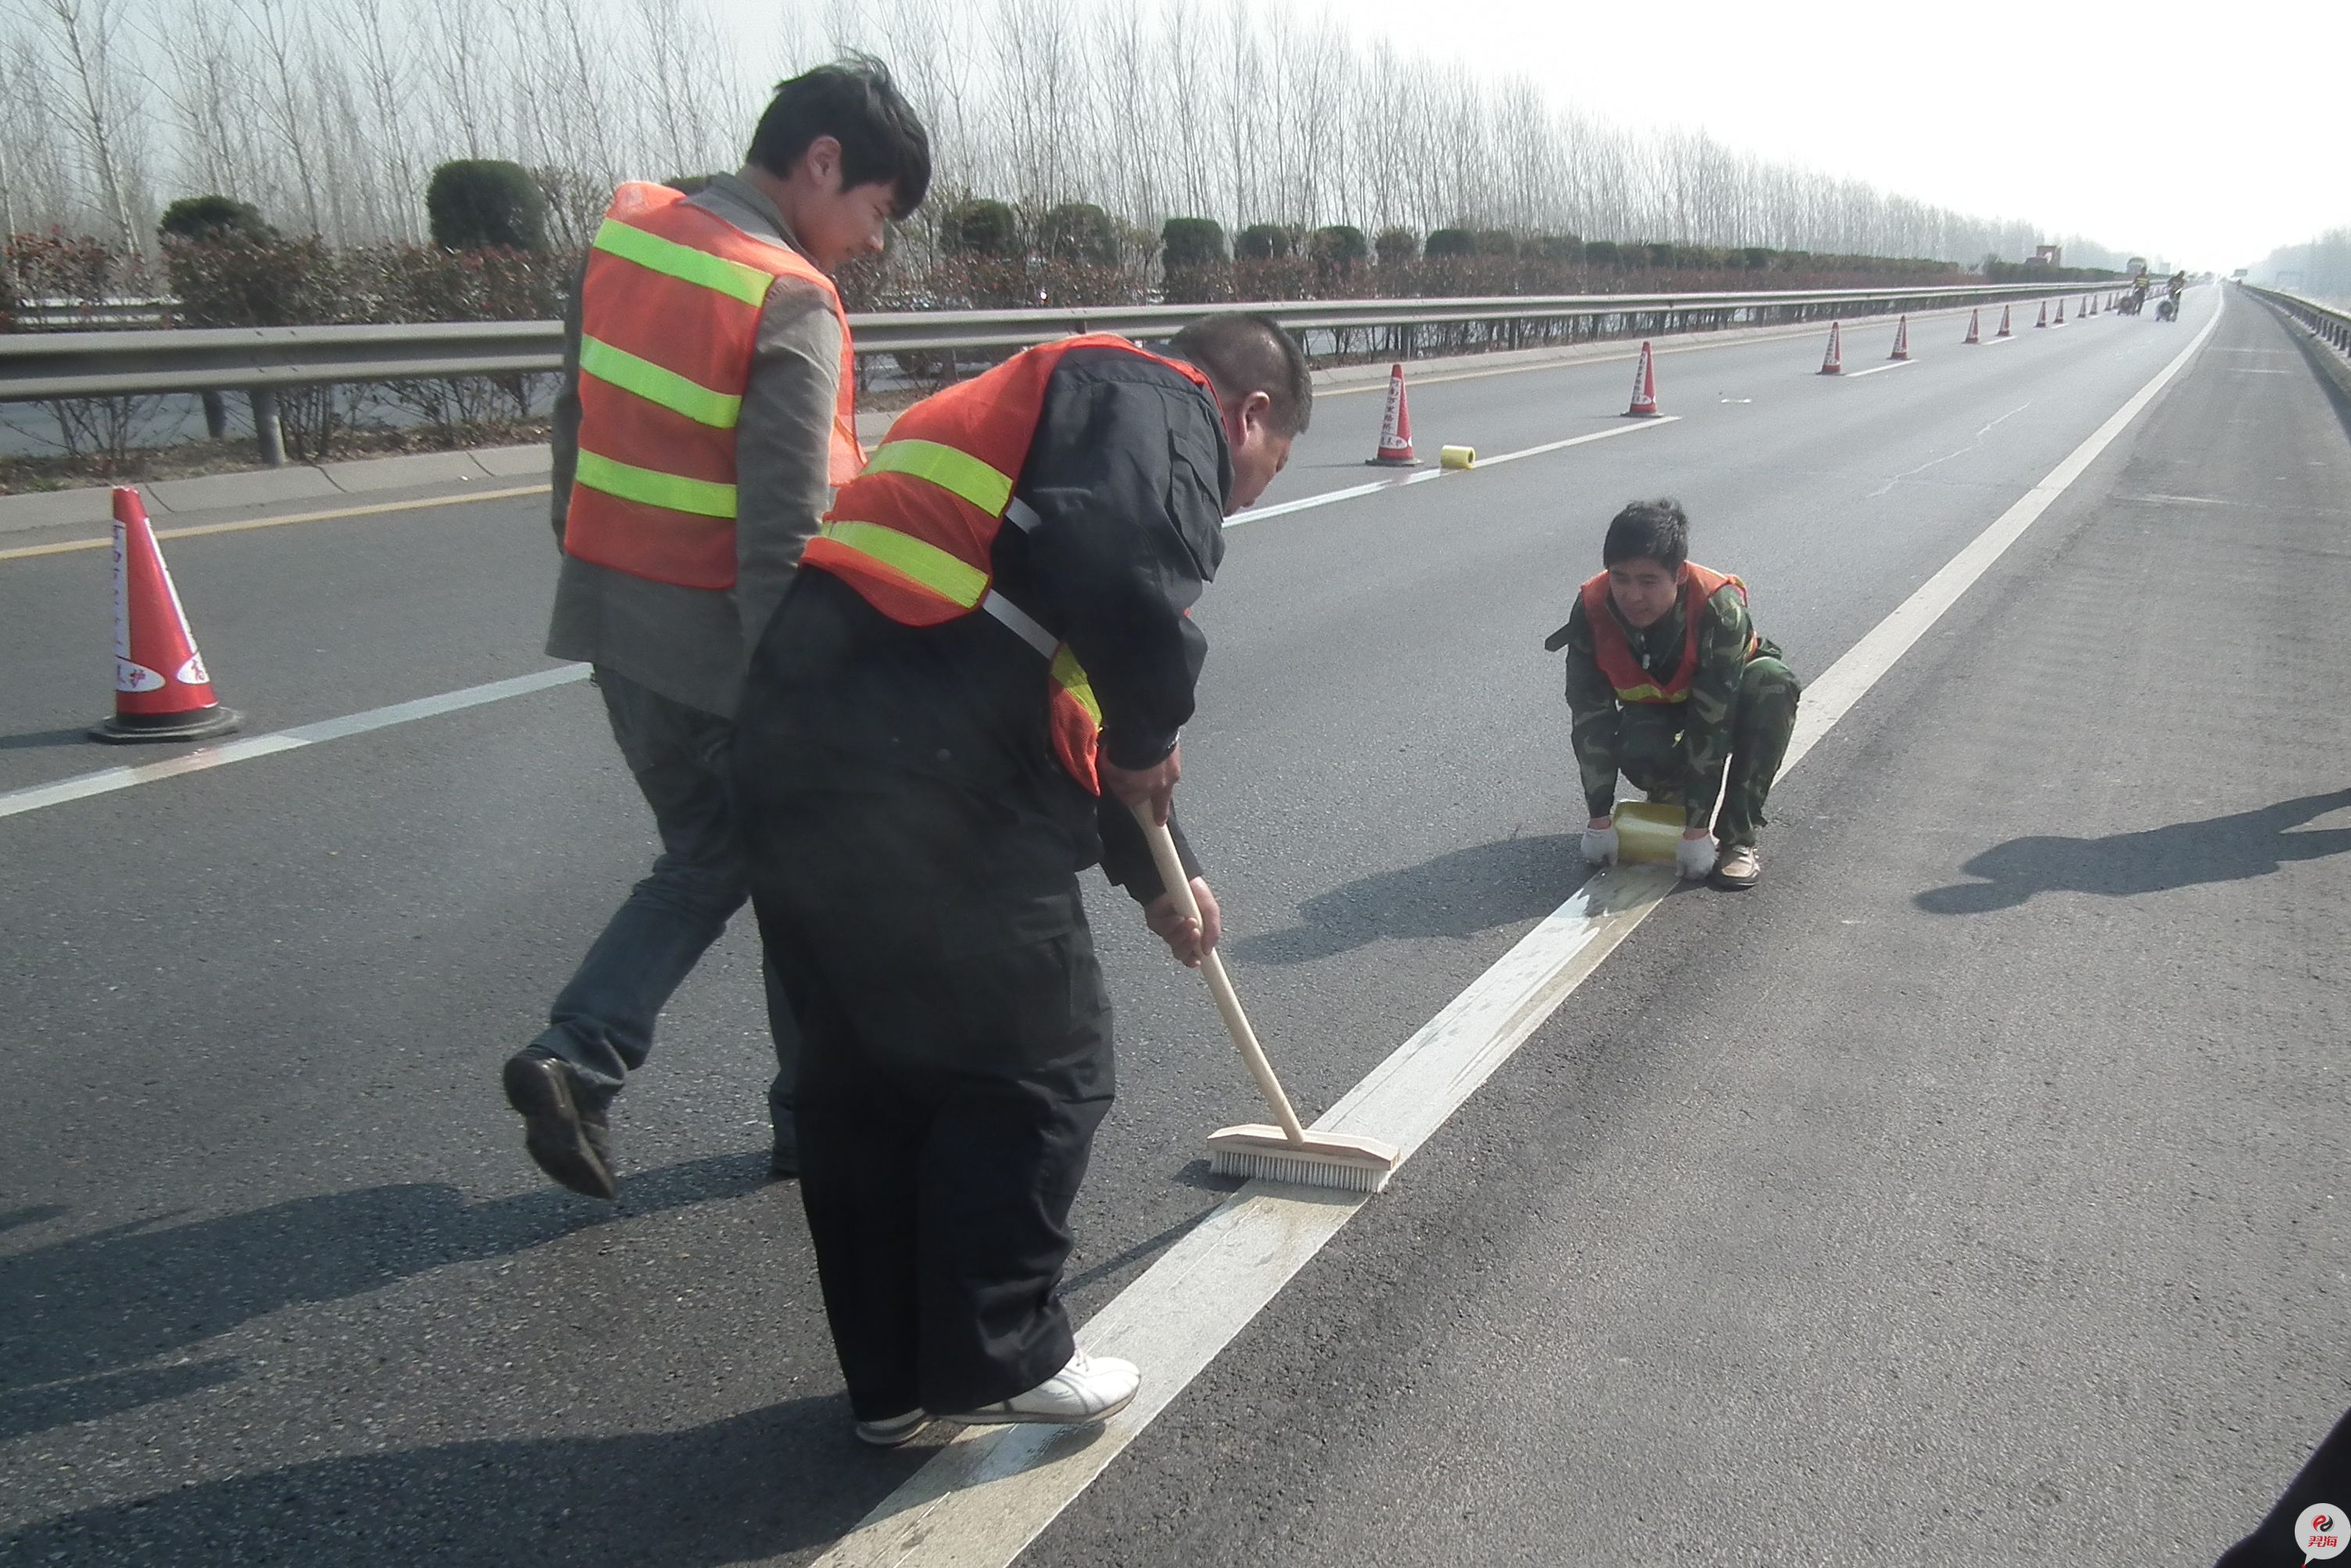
[
  {"x1": 2087, "y1": 295, "x2": 2099, "y2": 316},
  {"x1": 1889, "y1": 315, "x2": 1911, "y2": 361},
  {"x1": 2054, "y1": 298, "x2": 2067, "y2": 324},
  {"x1": 2034, "y1": 301, "x2": 2049, "y2": 329},
  {"x1": 1964, "y1": 308, "x2": 1982, "y2": 344},
  {"x1": 91, "y1": 486, "x2": 241, "y2": 743},
  {"x1": 1819, "y1": 320, "x2": 1845, "y2": 374},
  {"x1": 1365, "y1": 362, "x2": 1419, "y2": 467},
  {"x1": 1625, "y1": 340, "x2": 1661, "y2": 417},
  {"x1": 1997, "y1": 304, "x2": 2014, "y2": 338}
]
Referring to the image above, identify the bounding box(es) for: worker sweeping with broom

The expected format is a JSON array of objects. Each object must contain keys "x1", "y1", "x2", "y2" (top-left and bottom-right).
[
  {"x1": 1544, "y1": 499, "x2": 1802, "y2": 890},
  {"x1": 733, "y1": 314, "x2": 1315, "y2": 1446}
]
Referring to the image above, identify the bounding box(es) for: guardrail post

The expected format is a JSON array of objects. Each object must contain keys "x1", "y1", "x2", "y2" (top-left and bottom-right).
[
  {"x1": 249, "y1": 388, "x2": 285, "y2": 467},
  {"x1": 200, "y1": 390, "x2": 228, "y2": 440}
]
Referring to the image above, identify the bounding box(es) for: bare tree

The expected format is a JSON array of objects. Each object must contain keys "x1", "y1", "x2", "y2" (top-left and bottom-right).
[{"x1": 30, "y1": 0, "x2": 145, "y2": 254}]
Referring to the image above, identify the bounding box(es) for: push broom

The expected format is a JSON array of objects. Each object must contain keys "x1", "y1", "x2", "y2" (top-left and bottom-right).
[{"x1": 1134, "y1": 806, "x2": 1399, "y2": 1194}]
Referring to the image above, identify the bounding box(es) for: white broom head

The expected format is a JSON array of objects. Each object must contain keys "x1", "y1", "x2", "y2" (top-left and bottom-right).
[{"x1": 1207, "y1": 1124, "x2": 1398, "y2": 1194}]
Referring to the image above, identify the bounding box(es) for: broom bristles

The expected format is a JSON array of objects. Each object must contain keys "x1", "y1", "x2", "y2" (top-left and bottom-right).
[{"x1": 1207, "y1": 1125, "x2": 1397, "y2": 1194}]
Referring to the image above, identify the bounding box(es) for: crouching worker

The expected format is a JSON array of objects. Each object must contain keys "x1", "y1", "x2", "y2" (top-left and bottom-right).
[{"x1": 1543, "y1": 499, "x2": 1801, "y2": 890}]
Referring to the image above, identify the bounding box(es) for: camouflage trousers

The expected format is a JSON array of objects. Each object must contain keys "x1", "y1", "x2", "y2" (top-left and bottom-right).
[{"x1": 1614, "y1": 657, "x2": 1802, "y2": 849}]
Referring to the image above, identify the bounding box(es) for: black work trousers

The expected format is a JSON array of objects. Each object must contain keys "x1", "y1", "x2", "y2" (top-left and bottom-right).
[{"x1": 750, "y1": 815, "x2": 1115, "y2": 1419}]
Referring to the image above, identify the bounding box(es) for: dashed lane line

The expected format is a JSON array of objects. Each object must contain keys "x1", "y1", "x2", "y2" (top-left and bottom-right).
[
  {"x1": 0, "y1": 415, "x2": 1682, "y2": 822},
  {"x1": 803, "y1": 285, "x2": 2228, "y2": 1568},
  {"x1": 0, "y1": 664, "x2": 589, "y2": 821}
]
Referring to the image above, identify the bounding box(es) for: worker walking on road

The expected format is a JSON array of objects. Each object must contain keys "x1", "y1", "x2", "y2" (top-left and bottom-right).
[
  {"x1": 1545, "y1": 499, "x2": 1801, "y2": 890},
  {"x1": 732, "y1": 315, "x2": 1310, "y2": 1444},
  {"x1": 503, "y1": 58, "x2": 932, "y2": 1201}
]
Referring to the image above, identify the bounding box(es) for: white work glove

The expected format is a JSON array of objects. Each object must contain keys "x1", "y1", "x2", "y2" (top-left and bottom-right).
[
  {"x1": 1675, "y1": 832, "x2": 1719, "y2": 880},
  {"x1": 1580, "y1": 822, "x2": 1619, "y2": 865}
]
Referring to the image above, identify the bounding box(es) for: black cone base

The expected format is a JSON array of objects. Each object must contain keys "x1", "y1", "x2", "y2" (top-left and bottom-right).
[{"x1": 89, "y1": 705, "x2": 244, "y2": 744}]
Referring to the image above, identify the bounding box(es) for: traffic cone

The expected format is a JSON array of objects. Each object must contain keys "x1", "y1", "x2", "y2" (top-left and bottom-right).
[
  {"x1": 2035, "y1": 301, "x2": 2049, "y2": 328},
  {"x1": 1819, "y1": 321, "x2": 1845, "y2": 374},
  {"x1": 1889, "y1": 315, "x2": 1911, "y2": 360},
  {"x1": 1365, "y1": 362, "x2": 1419, "y2": 467},
  {"x1": 1997, "y1": 305, "x2": 2014, "y2": 338},
  {"x1": 91, "y1": 486, "x2": 241, "y2": 743},
  {"x1": 1964, "y1": 307, "x2": 1982, "y2": 344},
  {"x1": 2055, "y1": 298, "x2": 2067, "y2": 324},
  {"x1": 1626, "y1": 340, "x2": 1661, "y2": 417}
]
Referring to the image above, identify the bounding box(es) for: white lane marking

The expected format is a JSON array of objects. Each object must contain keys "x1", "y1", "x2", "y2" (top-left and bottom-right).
[
  {"x1": 0, "y1": 417, "x2": 1682, "y2": 822},
  {"x1": 1235, "y1": 416, "x2": 1681, "y2": 528},
  {"x1": 0, "y1": 664, "x2": 589, "y2": 821},
  {"x1": 1844, "y1": 357, "x2": 1920, "y2": 378},
  {"x1": 812, "y1": 288, "x2": 2231, "y2": 1568}
]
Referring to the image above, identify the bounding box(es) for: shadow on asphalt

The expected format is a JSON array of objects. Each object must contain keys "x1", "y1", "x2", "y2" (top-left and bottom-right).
[
  {"x1": 0, "y1": 725, "x2": 91, "y2": 752},
  {"x1": 1915, "y1": 788, "x2": 2351, "y2": 914},
  {"x1": 2, "y1": 1395, "x2": 914, "y2": 1567},
  {"x1": 1229, "y1": 832, "x2": 1586, "y2": 965},
  {"x1": 0, "y1": 1151, "x2": 773, "y2": 1440}
]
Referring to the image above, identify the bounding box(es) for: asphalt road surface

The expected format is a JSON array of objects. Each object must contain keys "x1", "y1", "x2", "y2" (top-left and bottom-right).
[{"x1": 4, "y1": 285, "x2": 2345, "y2": 1566}]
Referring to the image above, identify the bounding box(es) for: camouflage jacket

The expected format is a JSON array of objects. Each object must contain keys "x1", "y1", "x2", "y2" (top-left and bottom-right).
[{"x1": 1555, "y1": 582, "x2": 1760, "y2": 827}]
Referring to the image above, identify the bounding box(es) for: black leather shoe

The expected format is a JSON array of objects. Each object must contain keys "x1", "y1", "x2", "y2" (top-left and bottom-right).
[{"x1": 502, "y1": 1050, "x2": 617, "y2": 1200}]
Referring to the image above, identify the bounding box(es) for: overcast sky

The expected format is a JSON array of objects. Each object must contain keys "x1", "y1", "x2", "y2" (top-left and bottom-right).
[{"x1": 729, "y1": 0, "x2": 2344, "y2": 269}]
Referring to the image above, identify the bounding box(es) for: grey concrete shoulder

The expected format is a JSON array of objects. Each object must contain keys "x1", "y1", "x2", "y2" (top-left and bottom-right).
[{"x1": 0, "y1": 440, "x2": 559, "y2": 533}]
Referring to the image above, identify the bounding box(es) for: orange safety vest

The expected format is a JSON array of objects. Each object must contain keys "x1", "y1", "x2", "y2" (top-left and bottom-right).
[
  {"x1": 565, "y1": 181, "x2": 862, "y2": 590},
  {"x1": 1580, "y1": 560, "x2": 1757, "y2": 704},
  {"x1": 801, "y1": 334, "x2": 1219, "y2": 794}
]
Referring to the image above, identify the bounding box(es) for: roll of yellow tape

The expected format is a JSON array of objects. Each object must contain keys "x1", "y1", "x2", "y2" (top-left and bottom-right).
[
  {"x1": 1612, "y1": 800, "x2": 1684, "y2": 865},
  {"x1": 1439, "y1": 444, "x2": 1476, "y2": 469}
]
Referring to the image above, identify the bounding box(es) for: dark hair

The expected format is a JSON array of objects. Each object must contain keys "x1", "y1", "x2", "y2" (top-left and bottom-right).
[
  {"x1": 1166, "y1": 313, "x2": 1314, "y2": 436},
  {"x1": 1603, "y1": 499, "x2": 1689, "y2": 571},
  {"x1": 746, "y1": 54, "x2": 932, "y2": 219}
]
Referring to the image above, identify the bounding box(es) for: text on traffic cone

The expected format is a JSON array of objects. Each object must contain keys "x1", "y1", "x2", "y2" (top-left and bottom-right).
[
  {"x1": 1365, "y1": 362, "x2": 1418, "y2": 466},
  {"x1": 1626, "y1": 341, "x2": 1661, "y2": 417},
  {"x1": 91, "y1": 486, "x2": 242, "y2": 743}
]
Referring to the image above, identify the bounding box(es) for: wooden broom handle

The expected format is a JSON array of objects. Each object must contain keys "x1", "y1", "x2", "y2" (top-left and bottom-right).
[{"x1": 1132, "y1": 804, "x2": 1308, "y2": 1145}]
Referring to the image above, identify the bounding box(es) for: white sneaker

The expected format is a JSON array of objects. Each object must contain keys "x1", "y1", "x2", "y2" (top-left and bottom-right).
[
  {"x1": 943, "y1": 1349, "x2": 1140, "y2": 1426},
  {"x1": 853, "y1": 1409, "x2": 930, "y2": 1447}
]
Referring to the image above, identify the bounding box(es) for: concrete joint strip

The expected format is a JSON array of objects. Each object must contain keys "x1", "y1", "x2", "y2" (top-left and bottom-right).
[
  {"x1": 0, "y1": 481, "x2": 123, "y2": 535},
  {"x1": 467, "y1": 443, "x2": 553, "y2": 478},
  {"x1": 146, "y1": 464, "x2": 342, "y2": 514}
]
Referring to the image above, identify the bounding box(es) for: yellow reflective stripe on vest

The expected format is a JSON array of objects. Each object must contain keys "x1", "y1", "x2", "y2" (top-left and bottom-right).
[
  {"x1": 1051, "y1": 646, "x2": 1101, "y2": 725},
  {"x1": 592, "y1": 217, "x2": 774, "y2": 306},
  {"x1": 818, "y1": 520, "x2": 990, "y2": 607},
  {"x1": 578, "y1": 335, "x2": 743, "y2": 429},
  {"x1": 1613, "y1": 682, "x2": 1689, "y2": 704},
  {"x1": 574, "y1": 449, "x2": 737, "y2": 518},
  {"x1": 859, "y1": 439, "x2": 1016, "y2": 517}
]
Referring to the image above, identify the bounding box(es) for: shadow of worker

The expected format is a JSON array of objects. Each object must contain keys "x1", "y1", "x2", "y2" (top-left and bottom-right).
[
  {"x1": 1916, "y1": 788, "x2": 2351, "y2": 915},
  {"x1": 1229, "y1": 834, "x2": 1584, "y2": 965},
  {"x1": 0, "y1": 1397, "x2": 913, "y2": 1568}
]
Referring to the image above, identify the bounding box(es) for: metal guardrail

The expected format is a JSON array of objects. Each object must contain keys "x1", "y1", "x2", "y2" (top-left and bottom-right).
[
  {"x1": 0, "y1": 278, "x2": 2123, "y2": 467},
  {"x1": 0, "y1": 280, "x2": 2106, "y2": 403},
  {"x1": 2242, "y1": 281, "x2": 2351, "y2": 356}
]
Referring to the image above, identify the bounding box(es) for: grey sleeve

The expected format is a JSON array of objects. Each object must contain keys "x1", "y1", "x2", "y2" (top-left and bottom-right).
[
  {"x1": 549, "y1": 260, "x2": 587, "y2": 544},
  {"x1": 734, "y1": 281, "x2": 843, "y2": 656}
]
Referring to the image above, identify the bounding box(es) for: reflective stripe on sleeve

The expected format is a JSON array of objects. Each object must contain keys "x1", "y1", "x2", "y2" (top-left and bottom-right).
[
  {"x1": 578, "y1": 335, "x2": 743, "y2": 429},
  {"x1": 982, "y1": 591, "x2": 1057, "y2": 658}
]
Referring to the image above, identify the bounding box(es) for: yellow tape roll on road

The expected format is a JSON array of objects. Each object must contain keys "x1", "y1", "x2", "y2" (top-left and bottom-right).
[
  {"x1": 1440, "y1": 444, "x2": 1476, "y2": 469},
  {"x1": 1612, "y1": 800, "x2": 1684, "y2": 865}
]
